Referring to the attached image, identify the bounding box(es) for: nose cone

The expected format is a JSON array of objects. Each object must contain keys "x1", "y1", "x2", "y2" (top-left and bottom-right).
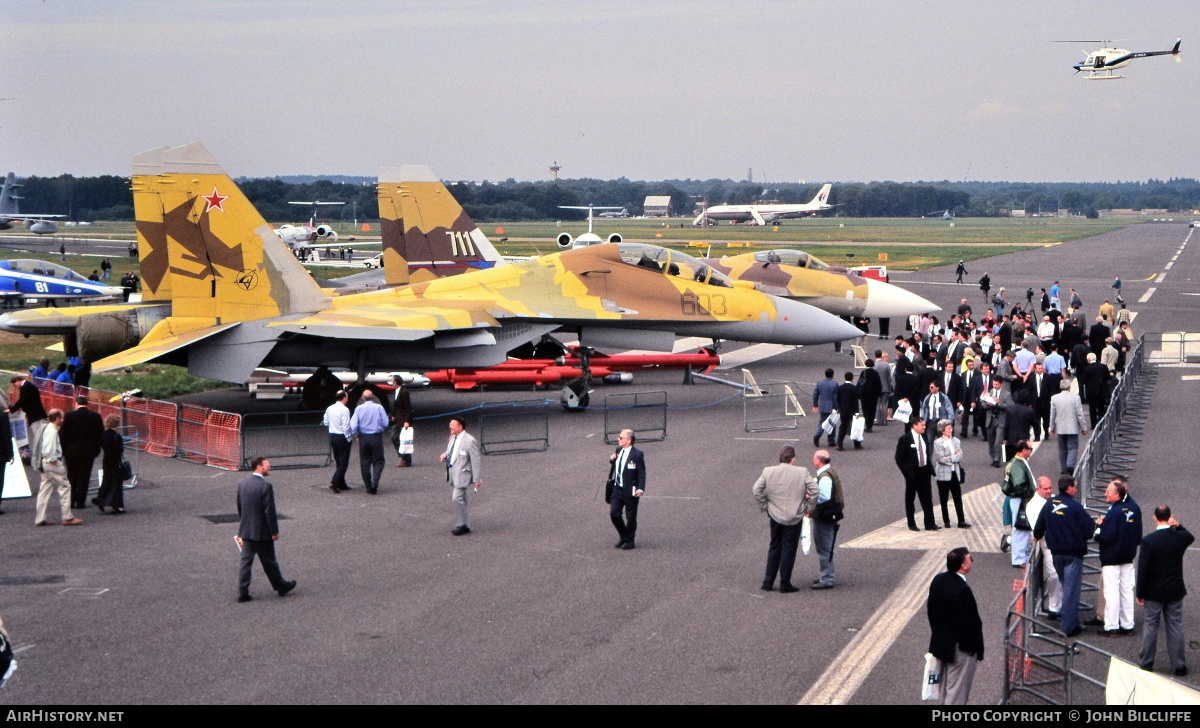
[
  {"x1": 771, "y1": 297, "x2": 865, "y2": 345},
  {"x1": 861, "y1": 278, "x2": 941, "y2": 318}
]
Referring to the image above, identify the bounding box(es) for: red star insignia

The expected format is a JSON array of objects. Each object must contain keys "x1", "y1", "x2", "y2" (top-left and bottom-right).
[{"x1": 202, "y1": 187, "x2": 229, "y2": 213}]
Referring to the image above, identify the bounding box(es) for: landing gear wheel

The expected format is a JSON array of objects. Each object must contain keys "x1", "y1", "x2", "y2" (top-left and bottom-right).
[{"x1": 561, "y1": 379, "x2": 591, "y2": 411}]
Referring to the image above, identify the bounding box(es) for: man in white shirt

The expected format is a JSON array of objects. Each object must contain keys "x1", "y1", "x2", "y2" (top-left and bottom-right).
[
  {"x1": 1026, "y1": 476, "x2": 1063, "y2": 620},
  {"x1": 323, "y1": 391, "x2": 353, "y2": 493}
]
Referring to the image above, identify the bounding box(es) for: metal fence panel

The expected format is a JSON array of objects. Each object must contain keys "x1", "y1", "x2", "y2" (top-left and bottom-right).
[
  {"x1": 478, "y1": 400, "x2": 551, "y2": 454},
  {"x1": 240, "y1": 411, "x2": 331, "y2": 470},
  {"x1": 603, "y1": 391, "x2": 667, "y2": 444}
]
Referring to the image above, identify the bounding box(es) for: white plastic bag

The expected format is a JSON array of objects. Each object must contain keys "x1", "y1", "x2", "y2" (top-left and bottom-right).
[
  {"x1": 921, "y1": 653, "x2": 944, "y2": 702},
  {"x1": 800, "y1": 516, "x2": 813, "y2": 555},
  {"x1": 893, "y1": 398, "x2": 912, "y2": 424},
  {"x1": 398, "y1": 426, "x2": 414, "y2": 456},
  {"x1": 821, "y1": 410, "x2": 840, "y2": 434},
  {"x1": 850, "y1": 414, "x2": 866, "y2": 442}
]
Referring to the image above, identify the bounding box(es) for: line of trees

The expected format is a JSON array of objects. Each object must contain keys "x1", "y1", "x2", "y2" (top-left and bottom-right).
[{"x1": 11, "y1": 174, "x2": 1200, "y2": 223}]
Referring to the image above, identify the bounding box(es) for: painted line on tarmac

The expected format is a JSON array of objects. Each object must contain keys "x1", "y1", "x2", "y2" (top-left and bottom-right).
[
  {"x1": 1165, "y1": 261, "x2": 1175, "y2": 270},
  {"x1": 798, "y1": 549, "x2": 945, "y2": 705},
  {"x1": 1181, "y1": 375, "x2": 1200, "y2": 382},
  {"x1": 640, "y1": 494, "x2": 701, "y2": 500},
  {"x1": 1139, "y1": 288, "x2": 1157, "y2": 303},
  {"x1": 1155, "y1": 273, "x2": 1167, "y2": 283}
]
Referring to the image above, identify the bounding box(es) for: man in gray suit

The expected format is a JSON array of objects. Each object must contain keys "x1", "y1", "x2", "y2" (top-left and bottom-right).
[
  {"x1": 236, "y1": 457, "x2": 296, "y2": 602},
  {"x1": 440, "y1": 417, "x2": 482, "y2": 536},
  {"x1": 752, "y1": 444, "x2": 818, "y2": 592},
  {"x1": 1048, "y1": 378, "x2": 1089, "y2": 474}
]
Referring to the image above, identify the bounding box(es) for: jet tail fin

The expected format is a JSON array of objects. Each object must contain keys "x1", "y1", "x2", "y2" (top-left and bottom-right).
[
  {"x1": 377, "y1": 166, "x2": 504, "y2": 284},
  {"x1": 811, "y1": 183, "x2": 833, "y2": 207},
  {"x1": 0, "y1": 173, "x2": 17, "y2": 216},
  {"x1": 130, "y1": 142, "x2": 330, "y2": 323}
]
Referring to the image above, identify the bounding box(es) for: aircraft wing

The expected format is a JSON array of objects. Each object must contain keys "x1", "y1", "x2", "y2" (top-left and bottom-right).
[
  {"x1": 267, "y1": 294, "x2": 502, "y2": 340},
  {"x1": 92, "y1": 321, "x2": 240, "y2": 372}
]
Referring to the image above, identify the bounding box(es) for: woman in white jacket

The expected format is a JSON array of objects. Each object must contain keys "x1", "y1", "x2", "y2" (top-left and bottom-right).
[{"x1": 933, "y1": 419, "x2": 970, "y2": 529}]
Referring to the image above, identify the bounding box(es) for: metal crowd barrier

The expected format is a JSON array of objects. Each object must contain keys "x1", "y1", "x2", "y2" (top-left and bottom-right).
[
  {"x1": 741, "y1": 369, "x2": 804, "y2": 433},
  {"x1": 240, "y1": 411, "x2": 331, "y2": 470},
  {"x1": 478, "y1": 399, "x2": 551, "y2": 455},
  {"x1": 603, "y1": 390, "x2": 667, "y2": 444}
]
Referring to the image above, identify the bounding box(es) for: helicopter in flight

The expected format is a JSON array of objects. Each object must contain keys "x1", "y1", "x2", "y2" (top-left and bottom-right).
[{"x1": 1064, "y1": 38, "x2": 1181, "y2": 79}]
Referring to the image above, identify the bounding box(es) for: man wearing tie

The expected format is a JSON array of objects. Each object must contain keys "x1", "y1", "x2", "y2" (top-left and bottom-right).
[
  {"x1": 608, "y1": 428, "x2": 646, "y2": 550},
  {"x1": 441, "y1": 416, "x2": 482, "y2": 536},
  {"x1": 1025, "y1": 362, "x2": 1059, "y2": 442},
  {"x1": 896, "y1": 417, "x2": 938, "y2": 531}
]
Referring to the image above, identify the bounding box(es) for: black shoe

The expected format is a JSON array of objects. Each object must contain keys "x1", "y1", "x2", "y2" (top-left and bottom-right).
[
  {"x1": 1085, "y1": 616, "x2": 1106, "y2": 626},
  {"x1": 1100, "y1": 629, "x2": 1121, "y2": 637},
  {"x1": 1142, "y1": 664, "x2": 1155, "y2": 672},
  {"x1": 1119, "y1": 627, "x2": 1134, "y2": 635},
  {"x1": 813, "y1": 436, "x2": 821, "y2": 447},
  {"x1": 854, "y1": 443, "x2": 863, "y2": 450},
  {"x1": 761, "y1": 583, "x2": 775, "y2": 592},
  {"x1": 908, "y1": 525, "x2": 921, "y2": 532},
  {"x1": 237, "y1": 594, "x2": 253, "y2": 603},
  {"x1": 621, "y1": 541, "x2": 635, "y2": 550},
  {"x1": 836, "y1": 445, "x2": 844, "y2": 451},
  {"x1": 340, "y1": 484, "x2": 354, "y2": 490},
  {"x1": 1065, "y1": 626, "x2": 1084, "y2": 638},
  {"x1": 1177, "y1": 667, "x2": 1189, "y2": 677},
  {"x1": 958, "y1": 522, "x2": 972, "y2": 528},
  {"x1": 367, "y1": 487, "x2": 377, "y2": 494},
  {"x1": 615, "y1": 540, "x2": 626, "y2": 548},
  {"x1": 277, "y1": 580, "x2": 297, "y2": 597},
  {"x1": 329, "y1": 484, "x2": 343, "y2": 493},
  {"x1": 992, "y1": 461, "x2": 1001, "y2": 468},
  {"x1": 811, "y1": 583, "x2": 834, "y2": 590},
  {"x1": 90, "y1": 497, "x2": 99, "y2": 505},
  {"x1": 451, "y1": 526, "x2": 469, "y2": 536},
  {"x1": 779, "y1": 584, "x2": 799, "y2": 593},
  {"x1": 926, "y1": 525, "x2": 941, "y2": 531},
  {"x1": 1046, "y1": 611, "x2": 1061, "y2": 621}
]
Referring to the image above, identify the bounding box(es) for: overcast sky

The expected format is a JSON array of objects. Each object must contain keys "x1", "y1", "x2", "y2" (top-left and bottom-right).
[{"x1": 3, "y1": 0, "x2": 1196, "y2": 183}]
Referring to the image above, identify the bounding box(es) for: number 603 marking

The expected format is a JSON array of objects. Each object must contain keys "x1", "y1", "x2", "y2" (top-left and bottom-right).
[{"x1": 681, "y1": 292, "x2": 727, "y2": 316}]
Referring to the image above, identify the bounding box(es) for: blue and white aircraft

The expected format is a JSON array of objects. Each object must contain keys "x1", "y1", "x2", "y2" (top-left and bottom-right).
[{"x1": 0, "y1": 259, "x2": 125, "y2": 305}]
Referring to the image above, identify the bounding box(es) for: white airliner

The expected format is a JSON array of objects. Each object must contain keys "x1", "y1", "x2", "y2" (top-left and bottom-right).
[{"x1": 694, "y1": 183, "x2": 833, "y2": 226}]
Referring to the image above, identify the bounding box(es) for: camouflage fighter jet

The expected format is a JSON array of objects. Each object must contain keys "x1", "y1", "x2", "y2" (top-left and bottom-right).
[
  {"x1": 0, "y1": 143, "x2": 861, "y2": 407},
  {"x1": 364, "y1": 168, "x2": 937, "y2": 321},
  {"x1": 709, "y1": 249, "x2": 939, "y2": 319}
]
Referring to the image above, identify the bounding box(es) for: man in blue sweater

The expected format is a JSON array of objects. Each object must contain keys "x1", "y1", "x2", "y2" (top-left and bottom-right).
[
  {"x1": 1095, "y1": 477, "x2": 1141, "y2": 636},
  {"x1": 1034, "y1": 475, "x2": 1094, "y2": 637}
]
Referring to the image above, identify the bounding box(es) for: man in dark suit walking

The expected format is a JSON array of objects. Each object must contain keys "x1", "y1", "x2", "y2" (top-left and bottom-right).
[
  {"x1": 834, "y1": 372, "x2": 860, "y2": 451},
  {"x1": 1138, "y1": 505, "x2": 1194, "y2": 676},
  {"x1": 896, "y1": 417, "x2": 938, "y2": 531},
  {"x1": 60, "y1": 395, "x2": 104, "y2": 510},
  {"x1": 607, "y1": 428, "x2": 645, "y2": 550},
  {"x1": 236, "y1": 457, "x2": 296, "y2": 602},
  {"x1": 927, "y1": 547, "x2": 984, "y2": 704}
]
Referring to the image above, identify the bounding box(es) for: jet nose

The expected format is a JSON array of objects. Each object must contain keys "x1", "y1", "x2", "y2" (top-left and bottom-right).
[
  {"x1": 772, "y1": 297, "x2": 864, "y2": 345},
  {"x1": 861, "y1": 278, "x2": 941, "y2": 318}
]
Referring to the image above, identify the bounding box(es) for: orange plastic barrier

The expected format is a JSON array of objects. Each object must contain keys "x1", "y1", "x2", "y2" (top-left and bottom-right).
[{"x1": 205, "y1": 411, "x2": 242, "y2": 470}]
